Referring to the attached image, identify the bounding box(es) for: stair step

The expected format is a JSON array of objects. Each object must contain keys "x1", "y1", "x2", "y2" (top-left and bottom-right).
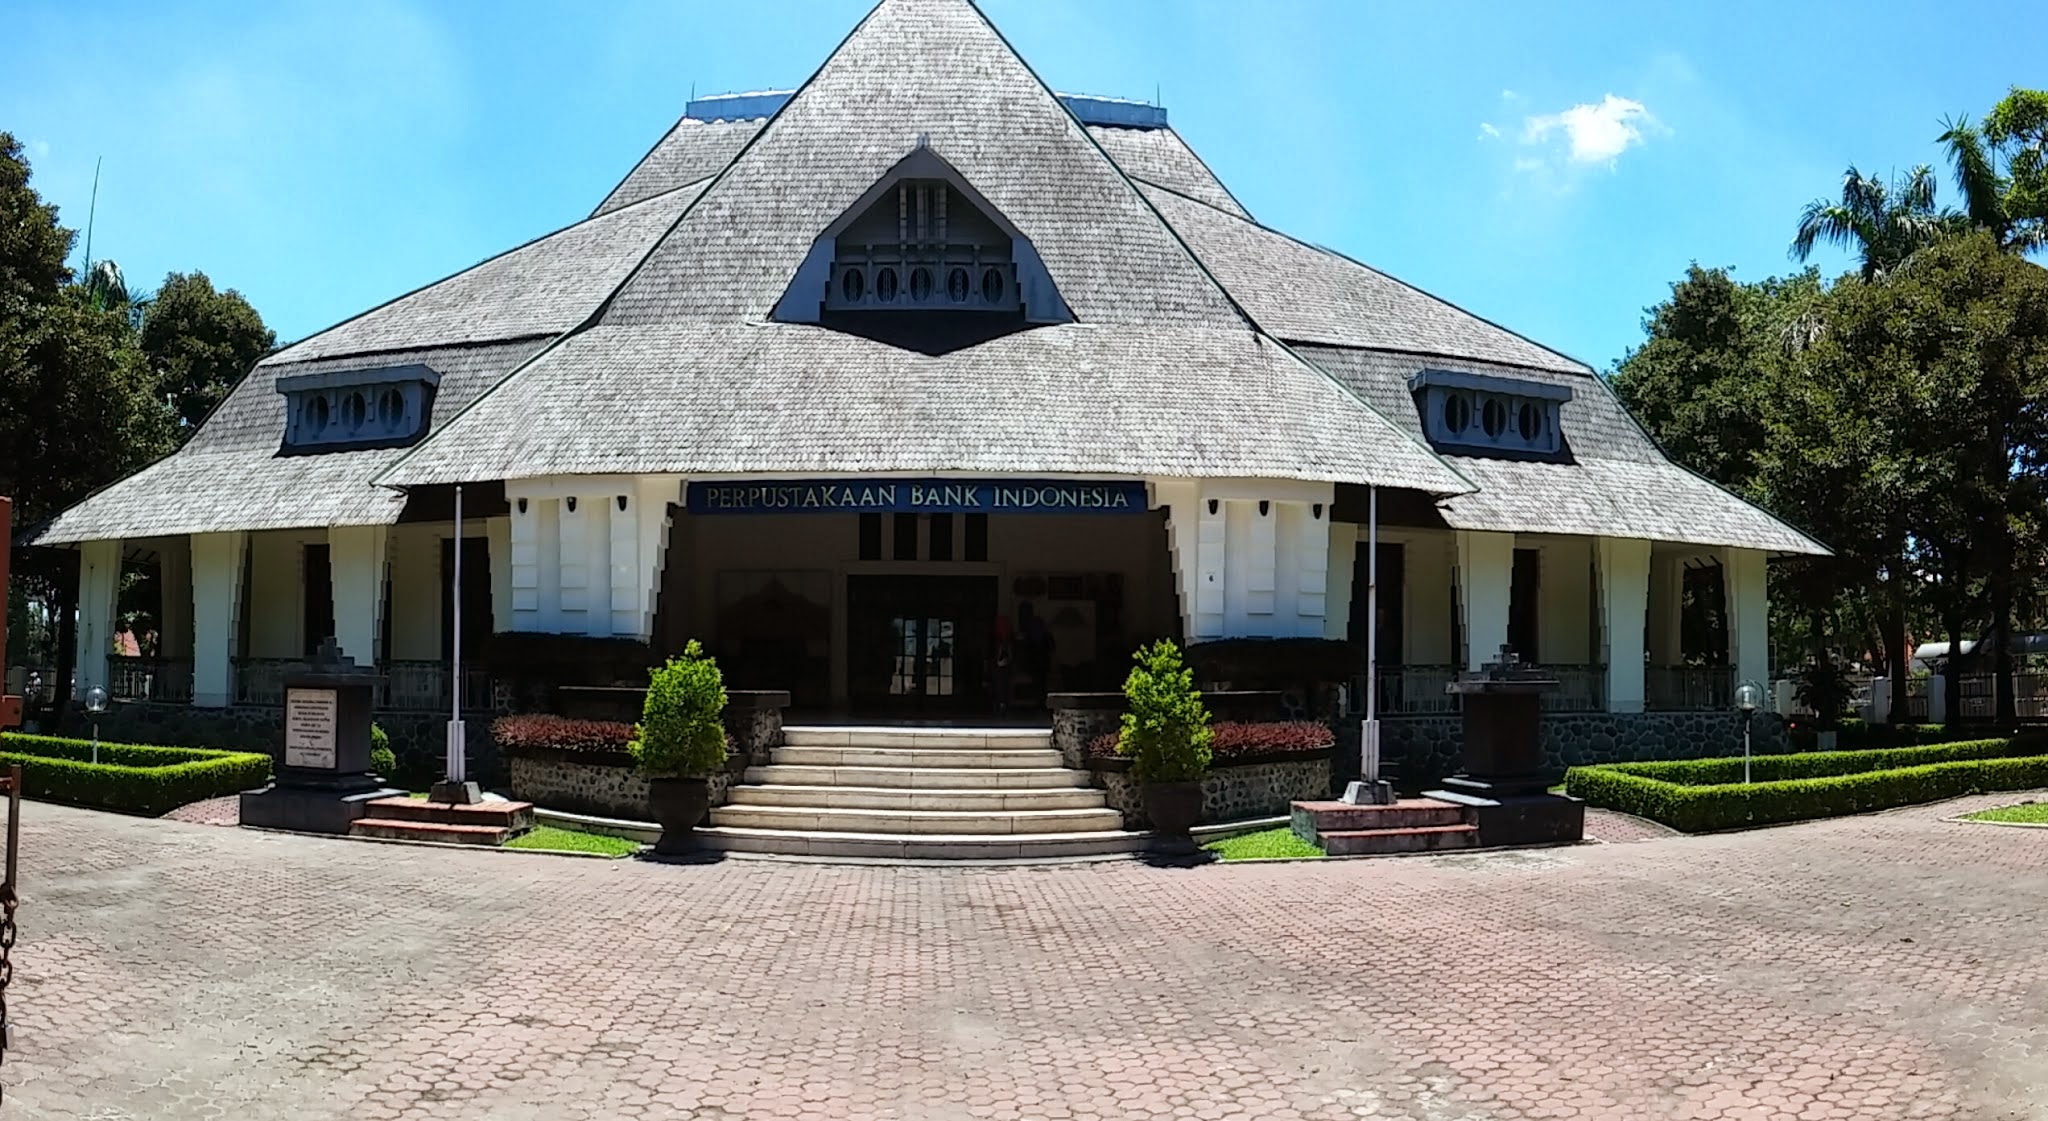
[
  {"x1": 727, "y1": 784, "x2": 1108, "y2": 812},
  {"x1": 782, "y1": 726, "x2": 1051, "y2": 750},
  {"x1": 771, "y1": 746, "x2": 1066, "y2": 769},
  {"x1": 695, "y1": 825, "x2": 1148, "y2": 861},
  {"x1": 1317, "y1": 823, "x2": 1479, "y2": 857},
  {"x1": 350, "y1": 818, "x2": 514, "y2": 846},
  {"x1": 363, "y1": 797, "x2": 536, "y2": 830},
  {"x1": 745, "y1": 764, "x2": 1092, "y2": 790},
  {"x1": 708, "y1": 803, "x2": 1127, "y2": 835},
  {"x1": 1291, "y1": 799, "x2": 1467, "y2": 833}
]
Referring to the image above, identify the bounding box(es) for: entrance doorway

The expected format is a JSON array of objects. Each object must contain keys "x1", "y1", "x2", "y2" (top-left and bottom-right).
[{"x1": 847, "y1": 575, "x2": 998, "y2": 713}]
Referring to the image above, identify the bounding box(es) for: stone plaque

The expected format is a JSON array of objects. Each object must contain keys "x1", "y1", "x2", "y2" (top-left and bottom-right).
[{"x1": 284, "y1": 687, "x2": 339, "y2": 769}]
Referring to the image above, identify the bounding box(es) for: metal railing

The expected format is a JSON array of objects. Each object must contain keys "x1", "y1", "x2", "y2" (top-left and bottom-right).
[
  {"x1": 234, "y1": 657, "x2": 490, "y2": 712},
  {"x1": 106, "y1": 657, "x2": 194, "y2": 704},
  {"x1": 1646, "y1": 665, "x2": 1733, "y2": 711},
  {"x1": 1543, "y1": 665, "x2": 1608, "y2": 713},
  {"x1": 379, "y1": 661, "x2": 492, "y2": 713}
]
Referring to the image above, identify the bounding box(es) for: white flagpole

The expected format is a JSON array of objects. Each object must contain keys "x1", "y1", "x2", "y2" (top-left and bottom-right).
[
  {"x1": 1363, "y1": 485, "x2": 1379, "y2": 785},
  {"x1": 448, "y1": 484, "x2": 465, "y2": 786}
]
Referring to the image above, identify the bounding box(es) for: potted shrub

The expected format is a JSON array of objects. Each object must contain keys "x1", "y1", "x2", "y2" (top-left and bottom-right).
[
  {"x1": 1117, "y1": 640, "x2": 1213, "y2": 834},
  {"x1": 631, "y1": 640, "x2": 729, "y2": 854}
]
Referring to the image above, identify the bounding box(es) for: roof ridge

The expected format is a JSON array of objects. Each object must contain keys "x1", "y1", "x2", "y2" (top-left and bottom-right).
[
  {"x1": 270, "y1": 175, "x2": 714, "y2": 365},
  {"x1": 1096, "y1": 125, "x2": 1256, "y2": 223},
  {"x1": 1144, "y1": 180, "x2": 1592, "y2": 375}
]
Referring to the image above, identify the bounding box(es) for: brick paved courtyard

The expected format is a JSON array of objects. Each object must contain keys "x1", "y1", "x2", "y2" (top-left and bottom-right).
[{"x1": 11, "y1": 795, "x2": 2047, "y2": 1120}]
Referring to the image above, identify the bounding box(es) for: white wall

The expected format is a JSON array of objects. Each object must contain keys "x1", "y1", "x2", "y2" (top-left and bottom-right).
[
  {"x1": 388, "y1": 524, "x2": 442, "y2": 661},
  {"x1": 245, "y1": 530, "x2": 323, "y2": 659},
  {"x1": 1536, "y1": 536, "x2": 1594, "y2": 665},
  {"x1": 1158, "y1": 478, "x2": 1335, "y2": 642},
  {"x1": 190, "y1": 531, "x2": 247, "y2": 707},
  {"x1": 1723, "y1": 546, "x2": 1770, "y2": 687},
  {"x1": 505, "y1": 475, "x2": 678, "y2": 640},
  {"x1": 1456, "y1": 530, "x2": 1514, "y2": 672}
]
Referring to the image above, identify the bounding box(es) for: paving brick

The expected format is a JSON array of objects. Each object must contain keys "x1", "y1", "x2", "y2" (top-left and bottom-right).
[{"x1": 6, "y1": 792, "x2": 2046, "y2": 1119}]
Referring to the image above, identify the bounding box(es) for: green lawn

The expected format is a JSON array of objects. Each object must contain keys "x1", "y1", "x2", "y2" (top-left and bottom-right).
[
  {"x1": 1965, "y1": 801, "x2": 2048, "y2": 825},
  {"x1": 504, "y1": 825, "x2": 642, "y2": 857},
  {"x1": 1202, "y1": 826, "x2": 1325, "y2": 861}
]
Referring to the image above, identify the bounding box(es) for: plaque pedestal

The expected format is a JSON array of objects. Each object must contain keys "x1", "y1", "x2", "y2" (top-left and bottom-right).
[
  {"x1": 1423, "y1": 648, "x2": 1585, "y2": 847},
  {"x1": 240, "y1": 641, "x2": 404, "y2": 834}
]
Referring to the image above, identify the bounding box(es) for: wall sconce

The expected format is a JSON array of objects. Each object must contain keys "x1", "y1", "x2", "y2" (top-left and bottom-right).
[
  {"x1": 566, "y1": 496, "x2": 578, "y2": 513},
  {"x1": 1258, "y1": 500, "x2": 1270, "y2": 517},
  {"x1": 617, "y1": 495, "x2": 629, "y2": 511}
]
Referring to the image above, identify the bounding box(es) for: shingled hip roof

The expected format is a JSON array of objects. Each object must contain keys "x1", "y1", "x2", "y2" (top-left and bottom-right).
[{"x1": 33, "y1": 0, "x2": 1827, "y2": 559}]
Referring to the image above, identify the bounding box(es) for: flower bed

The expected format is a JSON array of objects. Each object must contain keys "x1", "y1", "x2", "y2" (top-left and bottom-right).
[
  {"x1": 492, "y1": 714, "x2": 637, "y2": 765},
  {"x1": 1565, "y1": 738, "x2": 2048, "y2": 833},
  {"x1": 1087, "y1": 720, "x2": 1333, "y2": 768},
  {"x1": 0, "y1": 733, "x2": 272, "y2": 816}
]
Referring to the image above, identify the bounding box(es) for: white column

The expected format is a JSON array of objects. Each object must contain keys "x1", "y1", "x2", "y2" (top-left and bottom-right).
[
  {"x1": 1926, "y1": 674, "x2": 1948, "y2": 724},
  {"x1": 1275, "y1": 501, "x2": 1330, "y2": 636},
  {"x1": 74, "y1": 538, "x2": 122, "y2": 694},
  {"x1": 1722, "y1": 546, "x2": 1770, "y2": 689},
  {"x1": 486, "y1": 515, "x2": 513, "y2": 634},
  {"x1": 1241, "y1": 500, "x2": 1277, "y2": 623},
  {"x1": 1597, "y1": 536, "x2": 1652, "y2": 713},
  {"x1": 328, "y1": 525, "x2": 390, "y2": 667},
  {"x1": 1455, "y1": 530, "x2": 1514, "y2": 671},
  {"x1": 385, "y1": 527, "x2": 439, "y2": 661},
  {"x1": 158, "y1": 537, "x2": 194, "y2": 661},
  {"x1": 190, "y1": 531, "x2": 247, "y2": 707}
]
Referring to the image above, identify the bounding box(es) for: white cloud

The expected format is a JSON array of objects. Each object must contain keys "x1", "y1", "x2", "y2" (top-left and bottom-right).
[
  {"x1": 1478, "y1": 122, "x2": 1501, "y2": 140},
  {"x1": 1520, "y1": 94, "x2": 1657, "y2": 164}
]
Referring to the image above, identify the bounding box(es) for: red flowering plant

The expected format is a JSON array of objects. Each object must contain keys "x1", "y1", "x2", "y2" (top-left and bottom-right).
[
  {"x1": 492, "y1": 714, "x2": 637, "y2": 758},
  {"x1": 1090, "y1": 720, "x2": 1333, "y2": 765}
]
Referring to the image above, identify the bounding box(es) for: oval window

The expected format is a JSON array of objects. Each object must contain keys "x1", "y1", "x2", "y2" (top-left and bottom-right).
[
  {"x1": 840, "y1": 267, "x2": 866, "y2": 303},
  {"x1": 980, "y1": 267, "x2": 1005, "y2": 304},
  {"x1": 1442, "y1": 393, "x2": 1471, "y2": 434},
  {"x1": 378, "y1": 388, "x2": 404, "y2": 431},
  {"x1": 1482, "y1": 397, "x2": 1507, "y2": 438},
  {"x1": 1517, "y1": 401, "x2": 1543, "y2": 442},
  {"x1": 875, "y1": 266, "x2": 900, "y2": 303},
  {"x1": 947, "y1": 267, "x2": 970, "y2": 302},
  {"x1": 303, "y1": 395, "x2": 330, "y2": 436},
  {"x1": 910, "y1": 266, "x2": 933, "y2": 302},
  {"x1": 342, "y1": 392, "x2": 368, "y2": 433}
]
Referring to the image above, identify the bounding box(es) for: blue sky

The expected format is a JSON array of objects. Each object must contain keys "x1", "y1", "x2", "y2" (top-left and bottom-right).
[{"x1": 5, "y1": 0, "x2": 2038, "y2": 370}]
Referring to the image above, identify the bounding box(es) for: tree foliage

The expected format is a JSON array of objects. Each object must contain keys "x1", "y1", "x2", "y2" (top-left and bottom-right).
[
  {"x1": 631, "y1": 640, "x2": 729, "y2": 778},
  {"x1": 140, "y1": 271, "x2": 275, "y2": 431},
  {"x1": 1117, "y1": 640, "x2": 1213, "y2": 783}
]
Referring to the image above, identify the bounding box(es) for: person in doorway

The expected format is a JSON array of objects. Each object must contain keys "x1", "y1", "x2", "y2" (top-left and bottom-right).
[
  {"x1": 1018, "y1": 601, "x2": 1054, "y2": 704},
  {"x1": 991, "y1": 614, "x2": 1015, "y2": 713}
]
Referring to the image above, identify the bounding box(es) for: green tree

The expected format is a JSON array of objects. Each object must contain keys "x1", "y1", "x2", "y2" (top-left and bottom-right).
[
  {"x1": 140, "y1": 271, "x2": 275, "y2": 435},
  {"x1": 1791, "y1": 165, "x2": 1947, "y2": 280}
]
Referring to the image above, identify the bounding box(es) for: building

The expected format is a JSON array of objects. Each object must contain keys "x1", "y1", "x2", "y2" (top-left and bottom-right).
[{"x1": 30, "y1": 0, "x2": 1824, "y2": 743}]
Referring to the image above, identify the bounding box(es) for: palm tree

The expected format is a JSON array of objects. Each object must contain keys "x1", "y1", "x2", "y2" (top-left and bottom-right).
[
  {"x1": 1937, "y1": 116, "x2": 2045, "y2": 253},
  {"x1": 1790, "y1": 165, "x2": 1948, "y2": 280}
]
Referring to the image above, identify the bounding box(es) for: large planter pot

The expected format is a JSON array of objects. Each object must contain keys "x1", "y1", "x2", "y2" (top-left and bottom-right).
[
  {"x1": 647, "y1": 776, "x2": 712, "y2": 855},
  {"x1": 1141, "y1": 780, "x2": 1205, "y2": 835}
]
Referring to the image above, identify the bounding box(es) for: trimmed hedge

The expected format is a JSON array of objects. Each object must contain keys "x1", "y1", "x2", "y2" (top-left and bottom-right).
[
  {"x1": 1788, "y1": 720, "x2": 1988, "y2": 752},
  {"x1": 1566, "y1": 738, "x2": 2048, "y2": 833},
  {"x1": 0, "y1": 733, "x2": 272, "y2": 817}
]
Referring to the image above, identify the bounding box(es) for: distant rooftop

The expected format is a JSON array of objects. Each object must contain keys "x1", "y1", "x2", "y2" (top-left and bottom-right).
[{"x1": 683, "y1": 89, "x2": 1168, "y2": 129}]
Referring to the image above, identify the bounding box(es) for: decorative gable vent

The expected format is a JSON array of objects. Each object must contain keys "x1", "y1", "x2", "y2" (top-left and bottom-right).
[
  {"x1": 1409, "y1": 369, "x2": 1571, "y2": 458},
  {"x1": 276, "y1": 364, "x2": 439, "y2": 453},
  {"x1": 775, "y1": 147, "x2": 1070, "y2": 329}
]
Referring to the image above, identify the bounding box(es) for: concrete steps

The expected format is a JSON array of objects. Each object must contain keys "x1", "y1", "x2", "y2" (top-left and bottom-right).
[
  {"x1": 349, "y1": 796, "x2": 536, "y2": 846},
  {"x1": 702, "y1": 725, "x2": 1146, "y2": 860},
  {"x1": 1289, "y1": 798, "x2": 1480, "y2": 857}
]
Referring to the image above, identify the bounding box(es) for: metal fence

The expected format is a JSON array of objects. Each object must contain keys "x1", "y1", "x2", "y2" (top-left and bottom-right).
[
  {"x1": 234, "y1": 657, "x2": 489, "y2": 712},
  {"x1": 1645, "y1": 666, "x2": 1733, "y2": 711},
  {"x1": 1346, "y1": 663, "x2": 1608, "y2": 716},
  {"x1": 106, "y1": 657, "x2": 194, "y2": 704}
]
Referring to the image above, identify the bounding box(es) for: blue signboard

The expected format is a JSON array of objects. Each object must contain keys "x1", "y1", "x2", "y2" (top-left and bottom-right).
[{"x1": 687, "y1": 478, "x2": 1150, "y2": 516}]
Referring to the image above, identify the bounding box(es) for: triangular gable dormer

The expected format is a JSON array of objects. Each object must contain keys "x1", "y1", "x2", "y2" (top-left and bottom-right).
[{"x1": 772, "y1": 146, "x2": 1072, "y2": 338}]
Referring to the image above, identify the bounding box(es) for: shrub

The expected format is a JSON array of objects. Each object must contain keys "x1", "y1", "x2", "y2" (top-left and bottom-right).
[
  {"x1": 0, "y1": 733, "x2": 271, "y2": 816},
  {"x1": 1565, "y1": 738, "x2": 2048, "y2": 832},
  {"x1": 1117, "y1": 640, "x2": 1212, "y2": 782},
  {"x1": 631, "y1": 640, "x2": 728, "y2": 778},
  {"x1": 369, "y1": 723, "x2": 396, "y2": 777},
  {"x1": 492, "y1": 714, "x2": 637, "y2": 757},
  {"x1": 1090, "y1": 720, "x2": 1332, "y2": 764}
]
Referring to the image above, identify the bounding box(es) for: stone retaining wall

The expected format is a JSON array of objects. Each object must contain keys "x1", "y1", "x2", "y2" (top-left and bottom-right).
[
  {"x1": 1377, "y1": 710, "x2": 1791, "y2": 786},
  {"x1": 506, "y1": 754, "x2": 736, "y2": 821},
  {"x1": 1092, "y1": 755, "x2": 1332, "y2": 830}
]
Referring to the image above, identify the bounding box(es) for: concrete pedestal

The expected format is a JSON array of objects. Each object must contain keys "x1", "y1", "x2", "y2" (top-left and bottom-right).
[{"x1": 241, "y1": 776, "x2": 405, "y2": 833}]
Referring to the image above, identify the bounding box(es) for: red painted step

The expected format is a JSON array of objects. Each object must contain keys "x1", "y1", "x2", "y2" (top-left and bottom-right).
[
  {"x1": 1291, "y1": 798, "x2": 1466, "y2": 834},
  {"x1": 361, "y1": 797, "x2": 535, "y2": 831},
  {"x1": 349, "y1": 818, "x2": 513, "y2": 846},
  {"x1": 1317, "y1": 823, "x2": 1479, "y2": 857}
]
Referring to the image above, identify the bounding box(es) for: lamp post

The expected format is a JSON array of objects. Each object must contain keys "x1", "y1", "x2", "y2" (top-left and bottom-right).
[
  {"x1": 83, "y1": 685, "x2": 109, "y2": 765},
  {"x1": 1735, "y1": 679, "x2": 1765, "y2": 784}
]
